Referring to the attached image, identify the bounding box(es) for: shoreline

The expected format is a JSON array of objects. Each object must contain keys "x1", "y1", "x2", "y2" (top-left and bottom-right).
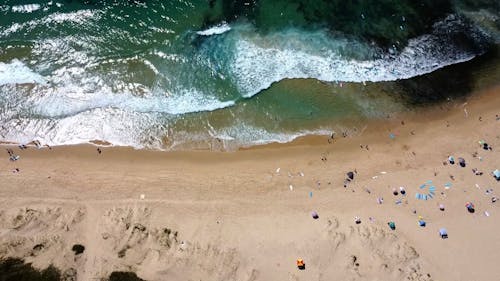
[
  {"x1": 3, "y1": 82, "x2": 495, "y2": 153},
  {"x1": 13, "y1": 83, "x2": 497, "y2": 161},
  {"x1": 2, "y1": 44, "x2": 499, "y2": 152},
  {"x1": 0, "y1": 85, "x2": 499, "y2": 281}
]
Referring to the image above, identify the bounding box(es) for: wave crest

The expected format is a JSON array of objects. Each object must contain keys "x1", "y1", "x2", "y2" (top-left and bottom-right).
[
  {"x1": 0, "y1": 60, "x2": 45, "y2": 85},
  {"x1": 228, "y1": 15, "x2": 486, "y2": 97},
  {"x1": 197, "y1": 22, "x2": 231, "y2": 36}
]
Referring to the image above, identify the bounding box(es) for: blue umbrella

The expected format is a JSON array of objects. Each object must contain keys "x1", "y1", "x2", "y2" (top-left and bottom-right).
[
  {"x1": 439, "y1": 228, "x2": 448, "y2": 239},
  {"x1": 416, "y1": 182, "x2": 435, "y2": 200},
  {"x1": 493, "y1": 169, "x2": 500, "y2": 181}
]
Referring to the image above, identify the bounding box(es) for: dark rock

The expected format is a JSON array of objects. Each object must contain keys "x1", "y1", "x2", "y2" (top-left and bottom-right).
[
  {"x1": 109, "y1": 271, "x2": 145, "y2": 281},
  {"x1": 71, "y1": 244, "x2": 85, "y2": 255}
]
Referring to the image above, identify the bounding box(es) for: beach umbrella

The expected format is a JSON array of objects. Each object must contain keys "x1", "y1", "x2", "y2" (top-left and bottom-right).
[
  {"x1": 354, "y1": 216, "x2": 361, "y2": 224},
  {"x1": 296, "y1": 259, "x2": 305, "y2": 270},
  {"x1": 448, "y1": 156, "x2": 455, "y2": 164},
  {"x1": 465, "y1": 202, "x2": 475, "y2": 213},
  {"x1": 418, "y1": 220, "x2": 426, "y2": 227},
  {"x1": 439, "y1": 204, "x2": 445, "y2": 211},
  {"x1": 416, "y1": 181, "x2": 435, "y2": 200},
  {"x1": 458, "y1": 157, "x2": 466, "y2": 167},
  {"x1": 311, "y1": 211, "x2": 319, "y2": 219},
  {"x1": 439, "y1": 228, "x2": 448, "y2": 239},
  {"x1": 493, "y1": 169, "x2": 500, "y2": 181},
  {"x1": 347, "y1": 171, "x2": 354, "y2": 180},
  {"x1": 388, "y1": 221, "x2": 396, "y2": 230}
]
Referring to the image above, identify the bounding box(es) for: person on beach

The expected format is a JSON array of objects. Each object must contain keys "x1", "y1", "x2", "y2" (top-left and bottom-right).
[
  {"x1": 392, "y1": 188, "x2": 398, "y2": 196},
  {"x1": 399, "y1": 186, "x2": 406, "y2": 195},
  {"x1": 448, "y1": 156, "x2": 455, "y2": 165}
]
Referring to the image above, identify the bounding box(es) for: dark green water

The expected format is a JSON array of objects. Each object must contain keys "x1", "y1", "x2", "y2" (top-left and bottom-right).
[{"x1": 0, "y1": 0, "x2": 498, "y2": 149}]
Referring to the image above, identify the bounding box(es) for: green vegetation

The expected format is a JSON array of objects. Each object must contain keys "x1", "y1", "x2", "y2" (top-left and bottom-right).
[{"x1": 0, "y1": 258, "x2": 61, "y2": 281}]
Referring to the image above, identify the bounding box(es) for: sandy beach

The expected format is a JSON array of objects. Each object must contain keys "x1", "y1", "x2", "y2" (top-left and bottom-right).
[{"x1": 0, "y1": 85, "x2": 499, "y2": 281}]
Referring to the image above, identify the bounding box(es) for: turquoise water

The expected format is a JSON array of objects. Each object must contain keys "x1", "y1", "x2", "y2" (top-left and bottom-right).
[{"x1": 0, "y1": 1, "x2": 498, "y2": 149}]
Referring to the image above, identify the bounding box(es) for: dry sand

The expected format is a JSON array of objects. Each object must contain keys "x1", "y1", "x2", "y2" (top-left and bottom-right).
[{"x1": 0, "y1": 86, "x2": 499, "y2": 281}]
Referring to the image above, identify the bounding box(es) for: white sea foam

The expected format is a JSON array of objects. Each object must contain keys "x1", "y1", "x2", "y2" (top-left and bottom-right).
[
  {"x1": 229, "y1": 22, "x2": 478, "y2": 97},
  {"x1": 25, "y1": 78, "x2": 235, "y2": 117},
  {"x1": 0, "y1": 9, "x2": 100, "y2": 37},
  {"x1": 169, "y1": 124, "x2": 333, "y2": 151},
  {"x1": 0, "y1": 108, "x2": 164, "y2": 149},
  {"x1": 0, "y1": 14, "x2": 488, "y2": 150},
  {"x1": 47, "y1": 10, "x2": 97, "y2": 24},
  {"x1": 197, "y1": 22, "x2": 231, "y2": 36},
  {"x1": 214, "y1": 125, "x2": 332, "y2": 147},
  {"x1": 18, "y1": 36, "x2": 234, "y2": 117},
  {"x1": 143, "y1": 59, "x2": 159, "y2": 75},
  {"x1": 11, "y1": 4, "x2": 41, "y2": 13},
  {"x1": 151, "y1": 50, "x2": 187, "y2": 63},
  {"x1": 0, "y1": 60, "x2": 45, "y2": 85}
]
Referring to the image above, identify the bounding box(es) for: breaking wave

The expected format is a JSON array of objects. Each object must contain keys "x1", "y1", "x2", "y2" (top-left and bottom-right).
[
  {"x1": 0, "y1": 2, "x2": 494, "y2": 149},
  {"x1": 196, "y1": 22, "x2": 231, "y2": 36},
  {"x1": 227, "y1": 15, "x2": 486, "y2": 97},
  {"x1": 0, "y1": 60, "x2": 45, "y2": 85}
]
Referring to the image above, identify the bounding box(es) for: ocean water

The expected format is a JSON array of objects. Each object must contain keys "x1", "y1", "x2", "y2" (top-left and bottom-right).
[{"x1": 0, "y1": 0, "x2": 499, "y2": 150}]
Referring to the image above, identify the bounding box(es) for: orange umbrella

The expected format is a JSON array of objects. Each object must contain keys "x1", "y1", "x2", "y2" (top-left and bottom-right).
[{"x1": 297, "y1": 258, "x2": 305, "y2": 269}]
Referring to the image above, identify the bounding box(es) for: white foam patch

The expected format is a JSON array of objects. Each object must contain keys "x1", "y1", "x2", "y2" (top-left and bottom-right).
[
  {"x1": 151, "y1": 50, "x2": 187, "y2": 63},
  {"x1": 47, "y1": 10, "x2": 97, "y2": 24},
  {"x1": 0, "y1": 60, "x2": 45, "y2": 85},
  {"x1": 11, "y1": 4, "x2": 41, "y2": 13},
  {"x1": 0, "y1": 9, "x2": 100, "y2": 37},
  {"x1": 169, "y1": 123, "x2": 333, "y2": 151},
  {"x1": 143, "y1": 59, "x2": 159, "y2": 75},
  {"x1": 228, "y1": 19, "x2": 479, "y2": 97},
  {"x1": 25, "y1": 78, "x2": 234, "y2": 117},
  {"x1": 213, "y1": 125, "x2": 332, "y2": 147},
  {"x1": 197, "y1": 22, "x2": 231, "y2": 36},
  {"x1": 0, "y1": 108, "x2": 164, "y2": 149},
  {"x1": 19, "y1": 36, "x2": 234, "y2": 117}
]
